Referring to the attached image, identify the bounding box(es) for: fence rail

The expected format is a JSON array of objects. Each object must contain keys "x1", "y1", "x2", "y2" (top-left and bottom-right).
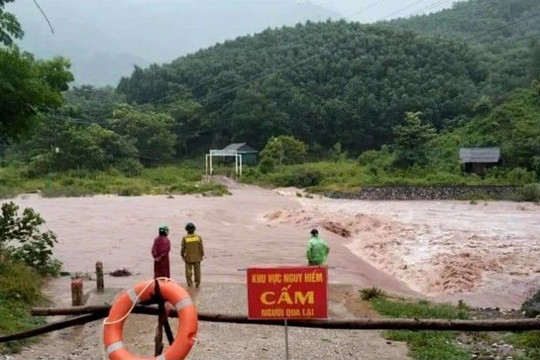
[{"x1": 1, "y1": 305, "x2": 538, "y2": 344}]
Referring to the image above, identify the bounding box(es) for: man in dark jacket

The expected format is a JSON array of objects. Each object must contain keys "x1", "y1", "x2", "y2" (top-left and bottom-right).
[
  {"x1": 152, "y1": 224, "x2": 171, "y2": 278},
  {"x1": 181, "y1": 222, "x2": 204, "y2": 287}
]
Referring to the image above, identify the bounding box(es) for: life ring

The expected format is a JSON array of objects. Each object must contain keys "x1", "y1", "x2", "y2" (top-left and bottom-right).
[{"x1": 103, "y1": 279, "x2": 198, "y2": 360}]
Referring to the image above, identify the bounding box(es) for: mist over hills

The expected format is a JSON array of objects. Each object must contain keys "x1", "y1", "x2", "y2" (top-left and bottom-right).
[{"x1": 8, "y1": 0, "x2": 340, "y2": 85}]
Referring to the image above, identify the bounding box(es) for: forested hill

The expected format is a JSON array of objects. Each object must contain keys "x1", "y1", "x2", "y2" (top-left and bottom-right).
[
  {"x1": 118, "y1": 21, "x2": 486, "y2": 152},
  {"x1": 387, "y1": 0, "x2": 540, "y2": 97}
]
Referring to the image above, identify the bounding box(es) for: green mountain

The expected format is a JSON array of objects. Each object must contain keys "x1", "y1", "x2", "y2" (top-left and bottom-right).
[
  {"x1": 118, "y1": 21, "x2": 486, "y2": 153},
  {"x1": 387, "y1": 0, "x2": 540, "y2": 98}
]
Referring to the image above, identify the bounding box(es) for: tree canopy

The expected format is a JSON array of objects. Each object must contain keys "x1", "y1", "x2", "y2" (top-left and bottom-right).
[
  {"x1": 387, "y1": 0, "x2": 540, "y2": 99},
  {"x1": 118, "y1": 21, "x2": 486, "y2": 153},
  {"x1": 0, "y1": 1, "x2": 73, "y2": 139},
  {"x1": 0, "y1": 0, "x2": 22, "y2": 46}
]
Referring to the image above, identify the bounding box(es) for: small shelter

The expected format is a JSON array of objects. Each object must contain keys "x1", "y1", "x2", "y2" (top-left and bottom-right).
[
  {"x1": 205, "y1": 143, "x2": 259, "y2": 176},
  {"x1": 221, "y1": 143, "x2": 258, "y2": 165},
  {"x1": 459, "y1": 147, "x2": 501, "y2": 174}
]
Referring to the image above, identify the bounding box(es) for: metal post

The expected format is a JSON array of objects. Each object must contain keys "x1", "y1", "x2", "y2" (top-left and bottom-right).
[
  {"x1": 235, "y1": 152, "x2": 238, "y2": 177},
  {"x1": 239, "y1": 154, "x2": 243, "y2": 176},
  {"x1": 284, "y1": 319, "x2": 289, "y2": 360}
]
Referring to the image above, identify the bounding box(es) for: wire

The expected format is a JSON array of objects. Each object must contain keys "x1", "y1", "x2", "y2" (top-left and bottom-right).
[
  {"x1": 382, "y1": 0, "x2": 430, "y2": 20},
  {"x1": 465, "y1": 12, "x2": 540, "y2": 41},
  {"x1": 152, "y1": 0, "x2": 458, "y2": 109},
  {"x1": 32, "y1": 0, "x2": 54, "y2": 35},
  {"x1": 70, "y1": 1, "x2": 540, "y2": 142},
  {"x1": 411, "y1": 0, "x2": 455, "y2": 16},
  {"x1": 155, "y1": 0, "x2": 390, "y2": 104}
]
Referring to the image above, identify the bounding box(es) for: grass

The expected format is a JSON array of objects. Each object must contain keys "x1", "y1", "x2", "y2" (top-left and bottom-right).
[
  {"x1": 0, "y1": 165, "x2": 229, "y2": 198},
  {"x1": 506, "y1": 331, "x2": 540, "y2": 360},
  {"x1": 0, "y1": 259, "x2": 45, "y2": 353},
  {"x1": 369, "y1": 295, "x2": 470, "y2": 360},
  {"x1": 1, "y1": 160, "x2": 536, "y2": 199},
  {"x1": 241, "y1": 160, "x2": 537, "y2": 194}
]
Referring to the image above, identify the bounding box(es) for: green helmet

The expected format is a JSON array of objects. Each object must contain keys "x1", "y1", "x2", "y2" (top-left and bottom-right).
[
  {"x1": 185, "y1": 222, "x2": 196, "y2": 232},
  {"x1": 159, "y1": 224, "x2": 169, "y2": 235}
]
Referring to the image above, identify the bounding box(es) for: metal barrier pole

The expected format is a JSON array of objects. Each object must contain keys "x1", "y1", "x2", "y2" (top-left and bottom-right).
[{"x1": 284, "y1": 319, "x2": 289, "y2": 360}]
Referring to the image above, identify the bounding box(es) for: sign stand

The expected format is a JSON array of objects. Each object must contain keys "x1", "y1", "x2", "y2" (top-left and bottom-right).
[
  {"x1": 246, "y1": 266, "x2": 329, "y2": 360},
  {"x1": 284, "y1": 319, "x2": 289, "y2": 360}
]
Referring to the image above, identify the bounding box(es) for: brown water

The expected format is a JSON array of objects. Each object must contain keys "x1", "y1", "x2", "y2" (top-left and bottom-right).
[{"x1": 7, "y1": 185, "x2": 540, "y2": 309}]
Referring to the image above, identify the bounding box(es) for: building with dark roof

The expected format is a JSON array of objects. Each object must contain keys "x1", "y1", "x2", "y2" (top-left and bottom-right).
[{"x1": 459, "y1": 147, "x2": 501, "y2": 174}]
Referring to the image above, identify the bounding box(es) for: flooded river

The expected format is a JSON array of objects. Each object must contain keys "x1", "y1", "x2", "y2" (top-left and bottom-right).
[{"x1": 6, "y1": 185, "x2": 540, "y2": 309}]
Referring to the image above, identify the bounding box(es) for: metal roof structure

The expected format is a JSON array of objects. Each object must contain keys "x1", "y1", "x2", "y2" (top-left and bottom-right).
[
  {"x1": 459, "y1": 147, "x2": 501, "y2": 163},
  {"x1": 221, "y1": 143, "x2": 258, "y2": 153}
]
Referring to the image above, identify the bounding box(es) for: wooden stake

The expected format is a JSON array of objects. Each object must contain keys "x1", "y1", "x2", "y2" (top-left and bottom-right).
[
  {"x1": 71, "y1": 279, "x2": 84, "y2": 306},
  {"x1": 96, "y1": 261, "x2": 104, "y2": 292}
]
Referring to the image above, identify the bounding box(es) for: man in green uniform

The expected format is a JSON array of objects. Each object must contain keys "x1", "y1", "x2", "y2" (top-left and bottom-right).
[
  {"x1": 181, "y1": 222, "x2": 204, "y2": 287},
  {"x1": 306, "y1": 229, "x2": 329, "y2": 265}
]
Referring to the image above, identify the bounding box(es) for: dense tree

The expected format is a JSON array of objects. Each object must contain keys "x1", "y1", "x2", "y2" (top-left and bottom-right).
[
  {"x1": 260, "y1": 135, "x2": 307, "y2": 166},
  {"x1": 63, "y1": 85, "x2": 125, "y2": 125},
  {"x1": 109, "y1": 104, "x2": 177, "y2": 164},
  {"x1": 0, "y1": 1, "x2": 73, "y2": 139},
  {"x1": 427, "y1": 78, "x2": 540, "y2": 174},
  {"x1": 387, "y1": 0, "x2": 540, "y2": 99},
  {"x1": 0, "y1": 202, "x2": 61, "y2": 276},
  {"x1": 118, "y1": 21, "x2": 487, "y2": 153},
  {"x1": 26, "y1": 118, "x2": 139, "y2": 174},
  {"x1": 393, "y1": 112, "x2": 437, "y2": 168},
  {"x1": 0, "y1": 48, "x2": 73, "y2": 138}
]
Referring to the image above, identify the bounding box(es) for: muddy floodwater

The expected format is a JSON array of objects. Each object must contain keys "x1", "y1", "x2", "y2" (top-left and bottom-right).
[{"x1": 7, "y1": 184, "x2": 540, "y2": 309}]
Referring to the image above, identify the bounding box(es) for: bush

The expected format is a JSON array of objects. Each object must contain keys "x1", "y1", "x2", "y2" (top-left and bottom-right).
[
  {"x1": 360, "y1": 287, "x2": 385, "y2": 300},
  {"x1": 117, "y1": 186, "x2": 144, "y2": 196},
  {"x1": 0, "y1": 202, "x2": 62, "y2": 276},
  {"x1": 270, "y1": 168, "x2": 323, "y2": 188},
  {"x1": 259, "y1": 157, "x2": 276, "y2": 174},
  {"x1": 516, "y1": 183, "x2": 540, "y2": 202},
  {"x1": 503, "y1": 167, "x2": 537, "y2": 185},
  {"x1": 40, "y1": 185, "x2": 94, "y2": 198},
  {"x1": 0, "y1": 261, "x2": 44, "y2": 354},
  {"x1": 115, "y1": 158, "x2": 144, "y2": 177},
  {"x1": 0, "y1": 186, "x2": 15, "y2": 199}
]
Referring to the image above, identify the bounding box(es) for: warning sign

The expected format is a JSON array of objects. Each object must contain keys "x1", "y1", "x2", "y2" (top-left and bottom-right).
[{"x1": 247, "y1": 266, "x2": 328, "y2": 320}]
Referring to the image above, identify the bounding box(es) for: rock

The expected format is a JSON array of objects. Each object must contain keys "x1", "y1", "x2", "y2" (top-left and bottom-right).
[{"x1": 520, "y1": 288, "x2": 540, "y2": 317}]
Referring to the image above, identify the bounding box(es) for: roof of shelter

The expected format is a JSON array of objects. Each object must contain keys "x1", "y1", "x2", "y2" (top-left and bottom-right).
[
  {"x1": 459, "y1": 147, "x2": 501, "y2": 163},
  {"x1": 222, "y1": 143, "x2": 258, "y2": 152}
]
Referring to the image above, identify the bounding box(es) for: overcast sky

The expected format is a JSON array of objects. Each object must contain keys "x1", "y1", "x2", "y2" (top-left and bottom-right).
[{"x1": 308, "y1": 0, "x2": 456, "y2": 22}]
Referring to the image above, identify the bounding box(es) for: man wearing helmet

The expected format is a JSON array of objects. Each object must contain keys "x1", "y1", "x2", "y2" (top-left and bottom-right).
[
  {"x1": 181, "y1": 222, "x2": 204, "y2": 287},
  {"x1": 152, "y1": 224, "x2": 171, "y2": 278}
]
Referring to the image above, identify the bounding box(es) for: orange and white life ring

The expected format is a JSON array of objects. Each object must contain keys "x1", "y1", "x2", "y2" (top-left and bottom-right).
[{"x1": 103, "y1": 279, "x2": 198, "y2": 360}]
